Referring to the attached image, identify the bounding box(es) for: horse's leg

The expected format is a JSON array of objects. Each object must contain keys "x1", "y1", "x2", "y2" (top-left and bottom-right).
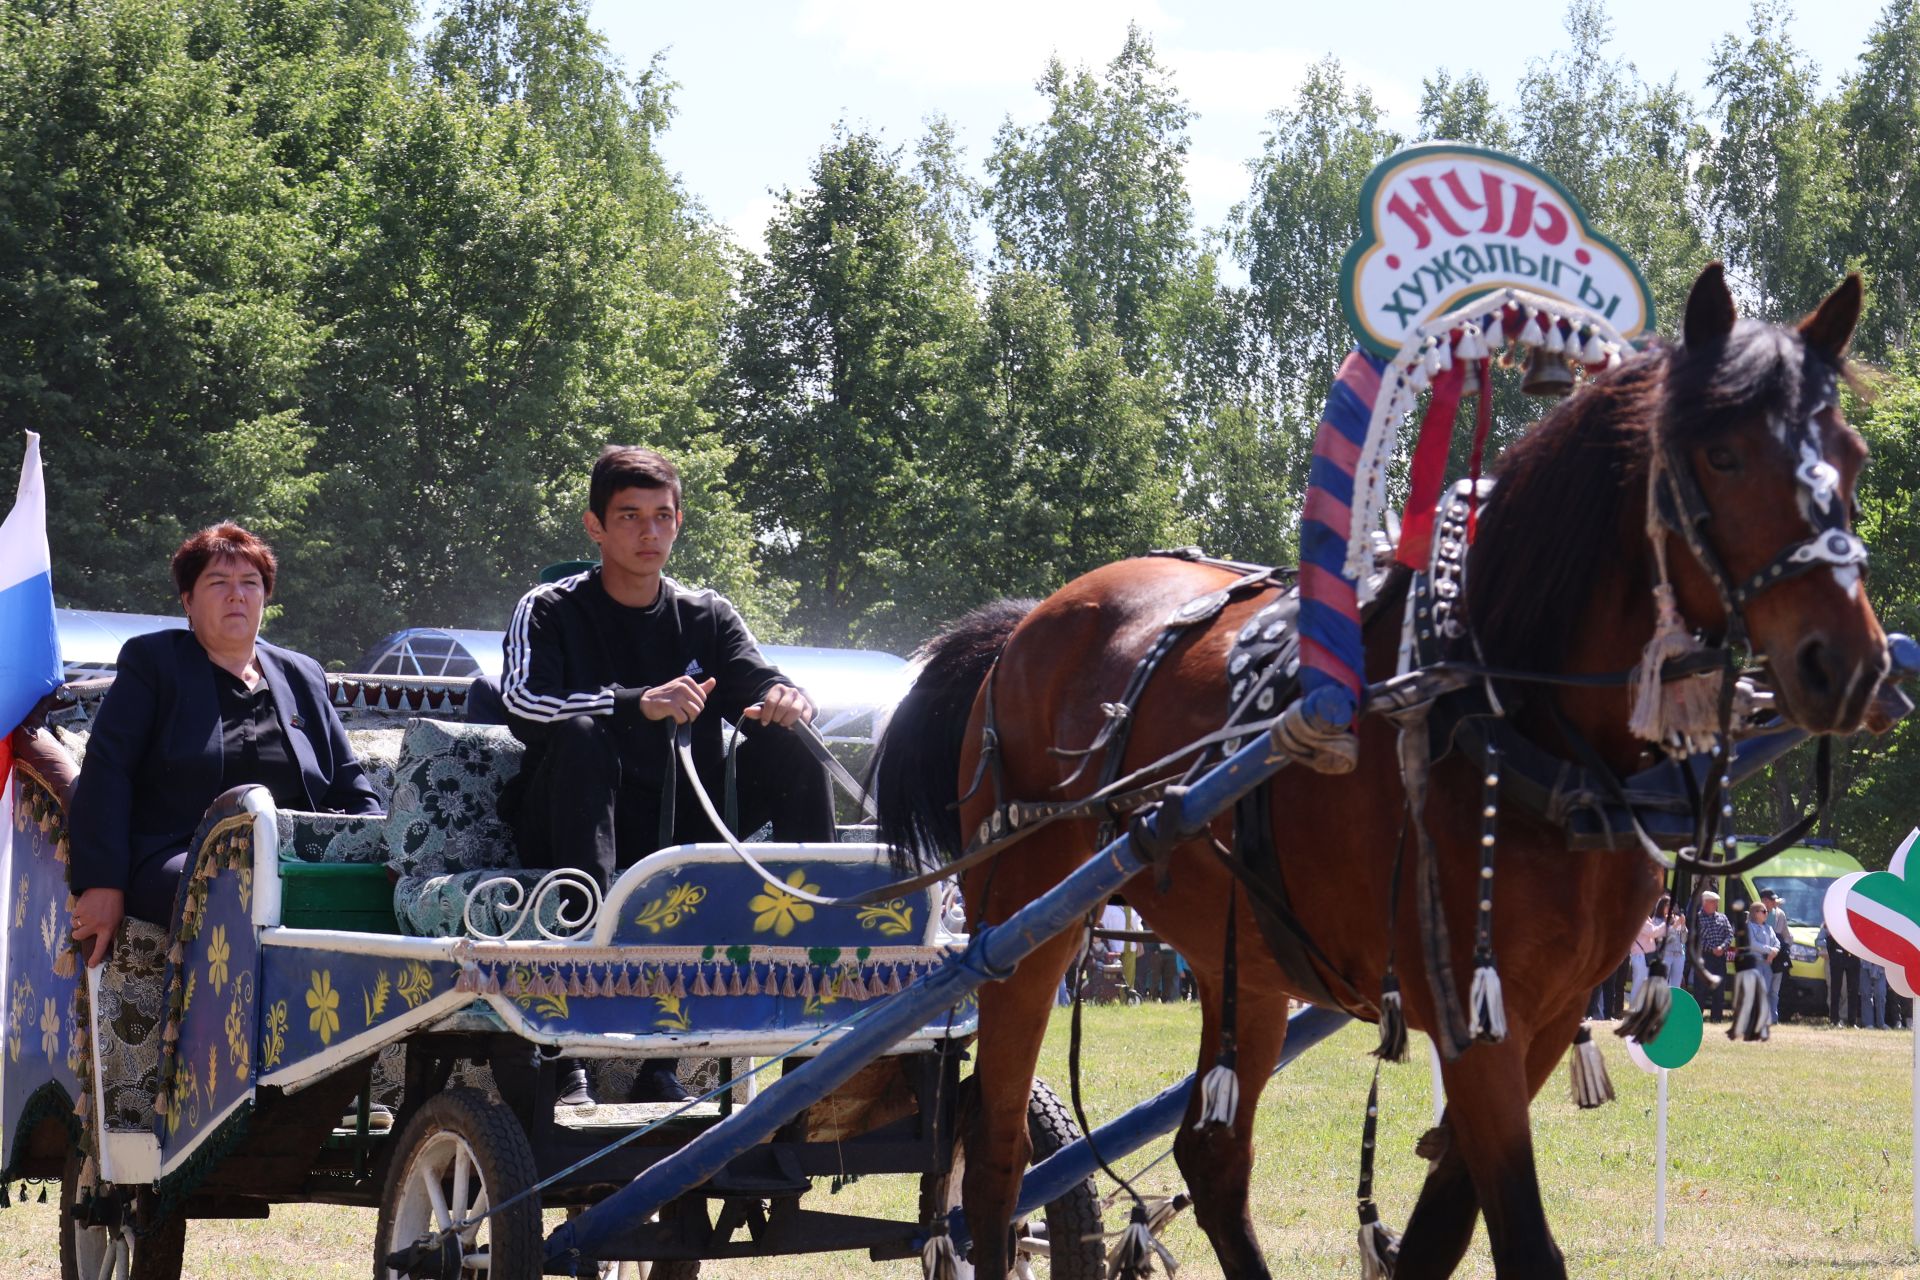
[
  {"x1": 1171, "y1": 974, "x2": 1292, "y2": 1280},
  {"x1": 1394, "y1": 1005, "x2": 1584, "y2": 1280},
  {"x1": 961, "y1": 922, "x2": 1085, "y2": 1279}
]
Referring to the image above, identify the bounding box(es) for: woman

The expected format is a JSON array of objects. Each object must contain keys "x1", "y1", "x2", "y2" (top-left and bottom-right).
[{"x1": 68, "y1": 523, "x2": 381, "y2": 964}]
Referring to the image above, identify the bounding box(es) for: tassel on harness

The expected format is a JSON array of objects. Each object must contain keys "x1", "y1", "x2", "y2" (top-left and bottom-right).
[
  {"x1": 1568, "y1": 1024, "x2": 1615, "y2": 1109},
  {"x1": 1109, "y1": 1200, "x2": 1180, "y2": 1280},
  {"x1": 1616, "y1": 954, "x2": 1672, "y2": 1042},
  {"x1": 1729, "y1": 955, "x2": 1773, "y2": 1043},
  {"x1": 1373, "y1": 972, "x2": 1409, "y2": 1064},
  {"x1": 1355, "y1": 1066, "x2": 1401, "y2": 1279},
  {"x1": 1468, "y1": 743, "x2": 1507, "y2": 1044},
  {"x1": 1195, "y1": 884, "x2": 1241, "y2": 1131}
]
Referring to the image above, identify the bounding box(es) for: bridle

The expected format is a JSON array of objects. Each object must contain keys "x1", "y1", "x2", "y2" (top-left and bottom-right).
[
  {"x1": 1648, "y1": 381, "x2": 1868, "y2": 635},
  {"x1": 1643, "y1": 357, "x2": 1871, "y2": 876}
]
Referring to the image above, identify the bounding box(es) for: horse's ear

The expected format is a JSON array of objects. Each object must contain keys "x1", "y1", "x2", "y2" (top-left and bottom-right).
[
  {"x1": 1683, "y1": 262, "x2": 1736, "y2": 349},
  {"x1": 1799, "y1": 273, "x2": 1863, "y2": 362}
]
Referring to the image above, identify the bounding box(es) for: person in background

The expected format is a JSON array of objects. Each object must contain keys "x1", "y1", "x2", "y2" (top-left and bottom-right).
[
  {"x1": 1660, "y1": 902, "x2": 1689, "y2": 990},
  {"x1": 1630, "y1": 895, "x2": 1676, "y2": 1004},
  {"x1": 1744, "y1": 898, "x2": 1779, "y2": 976},
  {"x1": 1817, "y1": 918, "x2": 1863, "y2": 1028},
  {"x1": 1759, "y1": 888, "x2": 1792, "y2": 1020},
  {"x1": 1861, "y1": 957, "x2": 1889, "y2": 1029},
  {"x1": 1695, "y1": 891, "x2": 1734, "y2": 1023},
  {"x1": 69, "y1": 524, "x2": 381, "y2": 963}
]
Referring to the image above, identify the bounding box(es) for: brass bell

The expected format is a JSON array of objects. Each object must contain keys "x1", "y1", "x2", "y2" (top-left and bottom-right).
[{"x1": 1520, "y1": 348, "x2": 1575, "y2": 398}]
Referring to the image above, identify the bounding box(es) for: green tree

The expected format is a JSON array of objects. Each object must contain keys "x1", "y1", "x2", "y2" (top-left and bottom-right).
[
  {"x1": 1230, "y1": 58, "x2": 1402, "y2": 489},
  {"x1": 0, "y1": 0, "x2": 321, "y2": 616},
  {"x1": 1417, "y1": 69, "x2": 1513, "y2": 148},
  {"x1": 1701, "y1": 0, "x2": 1854, "y2": 321},
  {"x1": 718, "y1": 129, "x2": 980, "y2": 646},
  {"x1": 1838, "y1": 0, "x2": 1920, "y2": 355},
  {"x1": 985, "y1": 24, "x2": 1197, "y2": 368},
  {"x1": 1513, "y1": 0, "x2": 1714, "y2": 328}
]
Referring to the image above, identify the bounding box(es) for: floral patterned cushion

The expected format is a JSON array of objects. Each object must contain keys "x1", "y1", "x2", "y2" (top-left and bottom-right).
[
  {"x1": 393, "y1": 869, "x2": 559, "y2": 939},
  {"x1": 95, "y1": 920, "x2": 168, "y2": 1132},
  {"x1": 347, "y1": 728, "x2": 403, "y2": 806},
  {"x1": 276, "y1": 812, "x2": 388, "y2": 864},
  {"x1": 384, "y1": 719, "x2": 524, "y2": 882}
]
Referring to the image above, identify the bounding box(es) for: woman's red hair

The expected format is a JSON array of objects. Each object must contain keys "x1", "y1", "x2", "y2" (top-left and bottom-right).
[{"x1": 171, "y1": 522, "x2": 277, "y2": 597}]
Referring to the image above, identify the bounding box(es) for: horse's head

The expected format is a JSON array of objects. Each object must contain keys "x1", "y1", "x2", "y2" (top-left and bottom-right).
[{"x1": 1658, "y1": 264, "x2": 1886, "y2": 733}]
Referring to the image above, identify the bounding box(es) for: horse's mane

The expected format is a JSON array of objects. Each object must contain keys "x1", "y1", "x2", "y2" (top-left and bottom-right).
[{"x1": 1467, "y1": 318, "x2": 1837, "y2": 675}]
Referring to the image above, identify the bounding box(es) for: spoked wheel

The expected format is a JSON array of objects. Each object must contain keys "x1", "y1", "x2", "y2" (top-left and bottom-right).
[
  {"x1": 374, "y1": 1088, "x2": 542, "y2": 1280},
  {"x1": 927, "y1": 1077, "x2": 1105, "y2": 1280},
  {"x1": 58, "y1": 1150, "x2": 185, "y2": 1280}
]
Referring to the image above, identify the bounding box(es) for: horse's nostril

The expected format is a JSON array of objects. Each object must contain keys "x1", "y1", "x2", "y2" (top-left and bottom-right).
[{"x1": 1797, "y1": 637, "x2": 1837, "y2": 699}]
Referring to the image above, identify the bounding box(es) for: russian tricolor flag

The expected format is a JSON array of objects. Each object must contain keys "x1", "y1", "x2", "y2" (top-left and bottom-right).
[{"x1": 0, "y1": 432, "x2": 63, "y2": 778}]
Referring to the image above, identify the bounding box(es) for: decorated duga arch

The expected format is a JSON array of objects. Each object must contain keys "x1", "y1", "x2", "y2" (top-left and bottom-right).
[{"x1": 1, "y1": 141, "x2": 1916, "y2": 1280}]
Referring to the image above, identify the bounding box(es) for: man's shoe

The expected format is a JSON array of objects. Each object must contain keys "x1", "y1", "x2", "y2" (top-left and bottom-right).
[
  {"x1": 555, "y1": 1063, "x2": 595, "y2": 1108},
  {"x1": 629, "y1": 1060, "x2": 692, "y2": 1104}
]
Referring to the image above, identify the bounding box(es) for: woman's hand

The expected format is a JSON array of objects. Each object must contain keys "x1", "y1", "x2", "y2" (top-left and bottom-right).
[{"x1": 71, "y1": 887, "x2": 125, "y2": 968}]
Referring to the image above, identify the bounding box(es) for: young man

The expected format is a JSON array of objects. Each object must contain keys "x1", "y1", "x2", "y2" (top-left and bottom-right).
[{"x1": 500, "y1": 445, "x2": 834, "y2": 1101}]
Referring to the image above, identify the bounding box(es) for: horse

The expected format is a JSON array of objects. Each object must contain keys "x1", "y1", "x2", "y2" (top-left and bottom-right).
[{"x1": 871, "y1": 264, "x2": 1888, "y2": 1279}]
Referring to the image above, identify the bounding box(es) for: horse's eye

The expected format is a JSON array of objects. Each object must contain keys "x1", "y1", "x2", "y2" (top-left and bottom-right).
[{"x1": 1705, "y1": 445, "x2": 1740, "y2": 472}]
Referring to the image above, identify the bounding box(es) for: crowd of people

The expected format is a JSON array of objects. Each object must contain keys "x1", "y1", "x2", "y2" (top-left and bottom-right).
[{"x1": 1586, "y1": 884, "x2": 1907, "y2": 1030}]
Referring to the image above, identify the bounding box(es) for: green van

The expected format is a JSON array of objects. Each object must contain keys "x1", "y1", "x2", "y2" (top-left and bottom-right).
[{"x1": 1716, "y1": 841, "x2": 1866, "y2": 1016}]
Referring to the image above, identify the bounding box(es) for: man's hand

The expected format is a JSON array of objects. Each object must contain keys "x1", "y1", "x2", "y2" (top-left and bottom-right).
[
  {"x1": 71, "y1": 887, "x2": 125, "y2": 969},
  {"x1": 743, "y1": 684, "x2": 814, "y2": 729},
  {"x1": 640, "y1": 676, "x2": 716, "y2": 725}
]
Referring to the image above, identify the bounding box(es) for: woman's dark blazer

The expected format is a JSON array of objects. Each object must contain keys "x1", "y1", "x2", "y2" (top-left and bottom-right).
[{"x1": 68, "y1": 629, "x2": 382, "y2": 896}]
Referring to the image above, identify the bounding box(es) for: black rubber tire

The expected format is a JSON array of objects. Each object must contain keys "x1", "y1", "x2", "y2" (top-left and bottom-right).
[
  {"x1": 374, "y1": 1087, "x2": 542, "y2": 1280},
  {"x1": 1022, "y1": 1078, "x2": 1106, "y2": 1280},
  {"x1": 928, "y1": 1076, "x2": 1106, "y2": 1280},
  {"x1": 58, "y1": 1150, "x2": 185, "y2": 1280}
]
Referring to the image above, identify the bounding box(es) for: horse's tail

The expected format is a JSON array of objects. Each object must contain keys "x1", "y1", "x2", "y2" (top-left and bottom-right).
[{"x1": 873, "y1": 599, "x2": 1038, "y2": 876}]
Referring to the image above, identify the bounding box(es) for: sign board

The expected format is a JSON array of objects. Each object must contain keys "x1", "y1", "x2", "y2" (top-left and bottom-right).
[{"x1": 1341, "y1": 143, "x2": 1656, "y2": 358}]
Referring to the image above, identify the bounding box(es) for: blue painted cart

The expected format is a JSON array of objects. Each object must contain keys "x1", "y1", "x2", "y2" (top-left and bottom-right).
[{"x1": 6, "y1": 669, "x2": 1323, "y2": 1280}]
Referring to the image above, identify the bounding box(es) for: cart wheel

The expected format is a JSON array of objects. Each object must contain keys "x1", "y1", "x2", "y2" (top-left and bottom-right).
[
  {"x1": 374, "y1": 1087, "x2": 542, "y2": 1280},
  {"x1": 59, "y1": 1150, "x2": 185, "y2": 1280},
  {"x1": 929, "y1": 1077, "x2": 1105, "y2": 1280}
]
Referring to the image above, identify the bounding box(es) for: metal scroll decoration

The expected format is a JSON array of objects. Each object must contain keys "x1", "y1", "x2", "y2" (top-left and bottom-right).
[{"x1": 462, "y1": 868, "x2": 604, "y2": 942}]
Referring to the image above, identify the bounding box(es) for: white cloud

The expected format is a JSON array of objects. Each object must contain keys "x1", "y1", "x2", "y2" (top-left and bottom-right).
[
  {"x1": 1164, "y1": 44, "x2": 1419, "y2": 124},
  {"x1": 1183, "y1": 150, "x2": 1253, "y2": 217},
  {"x1": 724, "y1": 193, "x2": 785, "y2": 259},
  {"x1": 795, "y1": 0, "x2": 1181, "y2": 89}
]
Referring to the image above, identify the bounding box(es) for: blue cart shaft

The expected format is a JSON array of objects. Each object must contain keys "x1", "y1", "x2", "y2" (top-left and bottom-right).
[
  {"x1": 545, "y1": 731, "x2": 1292, "y2": 1266},
  {"x1": 1007, "y1": 1005, "x2": 1352, "y2": 1220}
]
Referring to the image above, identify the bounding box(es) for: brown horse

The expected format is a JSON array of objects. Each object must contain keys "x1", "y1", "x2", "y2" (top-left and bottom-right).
[{"x1": 872, "y1": 265, "x2": 1888, "y2": 1279}]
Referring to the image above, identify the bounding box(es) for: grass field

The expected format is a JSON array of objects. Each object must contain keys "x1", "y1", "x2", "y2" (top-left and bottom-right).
[{"x1": 3, "y1": 1005, "x2": 1916, "y2": 1278}]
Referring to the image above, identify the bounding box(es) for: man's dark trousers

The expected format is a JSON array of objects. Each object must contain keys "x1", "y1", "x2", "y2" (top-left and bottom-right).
[
  {"x1": 1828, "y1": 943, "x2": 1862, "y2": 1026},
  {"x1": 1701, "y1": 952, "x2": 1728, "y2": 1021},
  {"x1": 511, "y1": 714, "x2": 836, "y2": 886}
]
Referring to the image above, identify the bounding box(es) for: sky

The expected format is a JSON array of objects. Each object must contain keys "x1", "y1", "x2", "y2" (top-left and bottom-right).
[{"x1": 584, "y1": 0, "x2": 1892, "y2": 261}]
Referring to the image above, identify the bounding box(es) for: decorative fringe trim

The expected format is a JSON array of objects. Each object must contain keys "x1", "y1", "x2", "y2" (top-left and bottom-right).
[
  {"x1": 1358, "y1": 1218, "x2": 1401, "y2": 1280},
  {"x1": 921, "y1": 1227, "x2": 966, "y2": 1280},
  {"x1": 692, "y1": 966, "x2": 711, "y2": 997},
  {"x1": 1729, "y1": 965, "x2": 1773, "y2": 1042},
  {"x1": 1108, "y1": 1203, "x2": 1179, "y2": 1280},
  {"x1": 1193, "y1": 1057, "x2": 1240, "y2": 1131},
  {"x1": 1615, "y1": 965, "x2": 1672, "y2": 1042},
  {"x1": 1373, "y1": 976, "x2": 1408, "y2": 1063},
  {"x1": 52, "y1": 947, "x2": 76, "y2": 979},
  {"x1": 1568, "y1": 1026, "x2": 1615, "y2": 1109},
  {"x1": 1468, "y1": 959, "x2": 1507, "y2": 1044},
  {"x1": 1629, "y1": 583, "x2": 1721, "y2": 755}
]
